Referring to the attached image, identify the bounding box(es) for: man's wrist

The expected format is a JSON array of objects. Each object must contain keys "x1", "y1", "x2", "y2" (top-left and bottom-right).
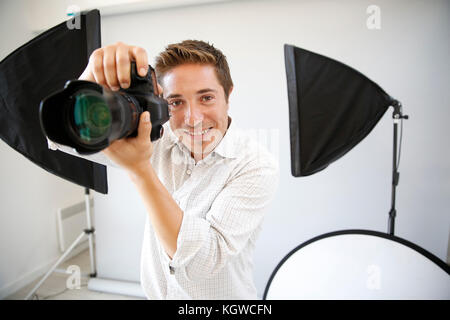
[{"x1": 127, "y1": 161, "x2": 156, "y2": 185}]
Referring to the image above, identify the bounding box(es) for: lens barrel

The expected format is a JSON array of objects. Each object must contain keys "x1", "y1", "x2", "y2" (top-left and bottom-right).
[{"x1": 66, "y1": 86, "x2": 141, "y2": 149}]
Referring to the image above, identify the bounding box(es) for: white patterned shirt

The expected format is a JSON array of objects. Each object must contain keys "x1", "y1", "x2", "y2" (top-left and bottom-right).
[
  {"x1": 141, "y1": 118, "x2": 279, "y2": 299},
  {"x1": 50, "y1": 118, "x2": 279, "y2": 300}
]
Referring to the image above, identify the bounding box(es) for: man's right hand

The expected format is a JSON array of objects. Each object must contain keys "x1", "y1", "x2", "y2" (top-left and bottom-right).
[{"x1": 79, "y1": 41, "x2": 149, "y2": 91}]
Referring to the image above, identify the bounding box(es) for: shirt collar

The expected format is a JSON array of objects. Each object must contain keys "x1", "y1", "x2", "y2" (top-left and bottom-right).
[
  {"x1": 212, "y1": 117, "x2": 237, "y2": 159},
  {"x1": 163, "y1": 117, "x2": 238, "y2": 160}
]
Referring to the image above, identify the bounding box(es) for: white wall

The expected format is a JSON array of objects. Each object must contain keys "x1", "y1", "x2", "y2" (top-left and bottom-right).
[
  {"x1": 1, "y1": 0, "x2": 449, "y2": 299},
  {"x1": 0, "y1": 0, "x2": 85, "y2": 299},
  {"x1": 94, "y1": 0, "x2": 450, "y2": 297}
]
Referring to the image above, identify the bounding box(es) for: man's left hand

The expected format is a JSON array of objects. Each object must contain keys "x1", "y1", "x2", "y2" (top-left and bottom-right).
[{"x1": 102, "y1": 111, "x2": 153, "y2": 174}]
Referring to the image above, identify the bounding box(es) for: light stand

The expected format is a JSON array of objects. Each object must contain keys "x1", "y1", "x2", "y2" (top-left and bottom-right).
[
  {"x1": 265, "y1": 44, "x2": 450, "y2": 300},
  {"x1": 388, "y1": 100, "x2": 409, "y2": 236},
  {"x1": 24, "y1": 188, "x2": 96, "y2": 300}
]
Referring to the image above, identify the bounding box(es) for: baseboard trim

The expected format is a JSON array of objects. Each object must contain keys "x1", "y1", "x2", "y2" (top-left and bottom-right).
[{"x1": 87, "y1": 277, "x2": 145, "y2": 298}]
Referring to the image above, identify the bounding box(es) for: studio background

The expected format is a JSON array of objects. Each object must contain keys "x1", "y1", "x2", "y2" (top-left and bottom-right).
[{"x1": 1, "y1": 0, "x2": 449, "y2": 299}]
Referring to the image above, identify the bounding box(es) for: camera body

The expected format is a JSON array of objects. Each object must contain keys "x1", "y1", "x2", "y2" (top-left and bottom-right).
[
  {"x1": 115, "y1": 62, "x2": 169, "y2": 140},
  {"x1": 40, "y1": 61, "x2": 170, "y2": 155}
]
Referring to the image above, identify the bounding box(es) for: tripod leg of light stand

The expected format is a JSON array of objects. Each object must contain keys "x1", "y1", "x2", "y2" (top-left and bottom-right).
[
  {"x1": 24, "y1": 188, "x2": 96, "y2": 300},
  {"x1": 24, "y1": 231, "x2": 86, "y2": 300},
  {"x1": 84, "y1": 188, "x2": 97, "y2": 277}
]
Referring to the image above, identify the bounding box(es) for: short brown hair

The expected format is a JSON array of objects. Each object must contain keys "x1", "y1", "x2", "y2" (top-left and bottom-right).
[{"x1": 155, "y1": 40, "x2": 233, "y2": 102}]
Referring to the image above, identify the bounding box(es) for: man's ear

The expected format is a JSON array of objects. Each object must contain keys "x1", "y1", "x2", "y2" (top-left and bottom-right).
[
  {"x1": 228, "y1": 86, "x2": 233, "y2": 97},
  {"x1": 157, "y1": 83, "x2": 164, "y2": 97},
  {"x1": 226, "y1": 86, "x2": 233, "y2": 104}
]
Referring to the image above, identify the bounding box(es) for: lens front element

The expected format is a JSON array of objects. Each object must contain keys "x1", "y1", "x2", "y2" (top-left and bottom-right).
[{"x1": 72, "y1": 90, "x2": 111, "y2": 145}]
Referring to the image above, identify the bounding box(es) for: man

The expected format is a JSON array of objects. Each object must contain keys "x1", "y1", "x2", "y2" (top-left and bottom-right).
[{"x1": 76, "y1": 40, "x2": 278, "y2": 299}]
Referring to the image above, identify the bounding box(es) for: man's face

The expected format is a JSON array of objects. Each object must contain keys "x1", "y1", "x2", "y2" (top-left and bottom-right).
[{"x1": 161, "y1": 63, "x2": 231, "y2": 160}]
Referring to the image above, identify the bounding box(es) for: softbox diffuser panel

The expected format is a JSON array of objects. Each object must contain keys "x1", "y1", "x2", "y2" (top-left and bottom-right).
[
  {"x1": 285, "y1": 44, "x2": 394, "y2": 177},
  {"x1": 0, "y1": 9, "x2": 108, "y2": 194}
]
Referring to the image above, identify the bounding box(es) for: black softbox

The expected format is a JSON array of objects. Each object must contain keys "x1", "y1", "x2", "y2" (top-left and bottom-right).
[
  {"x1": 0, "y1": 10, "x2": 107, "y2": 194},
  {"x1": 285, "y1": 44, "x2": 395, "y2": 177}
]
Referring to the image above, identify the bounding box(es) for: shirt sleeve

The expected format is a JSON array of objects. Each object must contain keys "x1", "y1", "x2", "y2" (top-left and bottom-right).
[{"x1": 168, "y1": 156, "x2": 279, "y2": 282}]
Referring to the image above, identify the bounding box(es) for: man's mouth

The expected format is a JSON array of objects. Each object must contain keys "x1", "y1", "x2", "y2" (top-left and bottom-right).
[{"x1": 182, "y1": 127, "x2": 213, "y2": 137}]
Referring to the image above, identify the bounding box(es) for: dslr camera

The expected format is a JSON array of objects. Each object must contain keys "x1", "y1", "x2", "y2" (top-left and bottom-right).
[{"x1": 39, "y1": 61, "x2": 170, "y2": 155}]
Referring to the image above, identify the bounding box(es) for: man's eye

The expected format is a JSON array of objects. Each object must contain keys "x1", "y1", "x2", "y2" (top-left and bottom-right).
[
  {"x1": 201, "y1": 95, "x2": 214, "y2": 102},
  {"x1": 169, "y1": 100, "x2": 183, "y2": 107}
]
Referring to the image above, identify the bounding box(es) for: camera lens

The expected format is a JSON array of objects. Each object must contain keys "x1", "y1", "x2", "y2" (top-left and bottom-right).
[{"x1": 71, "y1": 89, "x2": 112, "y2": 145}]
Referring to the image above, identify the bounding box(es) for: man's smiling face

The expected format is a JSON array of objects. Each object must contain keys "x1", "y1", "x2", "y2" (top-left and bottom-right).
[{"x1": 161, "y1": 63, "x2": 232, "y2": 160}]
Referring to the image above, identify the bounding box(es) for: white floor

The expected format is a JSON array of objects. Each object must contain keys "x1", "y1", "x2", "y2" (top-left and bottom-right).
[{"x1": 5, "y1": 248, "x2": 144, "y2": 300}]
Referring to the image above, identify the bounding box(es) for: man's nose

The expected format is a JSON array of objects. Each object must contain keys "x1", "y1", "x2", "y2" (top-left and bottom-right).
[{"x1": 184, "y1": 103, "x2": 204, "y2": 127}]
